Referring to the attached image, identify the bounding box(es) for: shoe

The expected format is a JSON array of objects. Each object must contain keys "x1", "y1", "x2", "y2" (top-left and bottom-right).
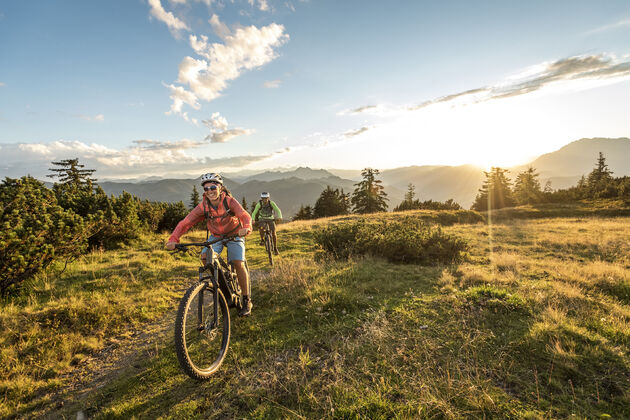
[
  {"x1": 239, "y1": 297, "x2": 252, "y2": 317},
  {"x1": 273, "y1": 248, "x2": 279, "y2": 255},
  {"x1": 259, "y1": 239, "x2": 264, "y2": 246}
]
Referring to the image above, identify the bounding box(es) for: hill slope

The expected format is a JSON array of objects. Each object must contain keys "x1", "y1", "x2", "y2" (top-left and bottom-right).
[{"x1": 5, "y1": 203, "x2": 630, "y2": 419}]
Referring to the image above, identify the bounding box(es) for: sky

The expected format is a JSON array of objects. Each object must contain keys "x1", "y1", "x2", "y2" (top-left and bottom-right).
[{"x1": 1, "y1": 0, "x2": 630, "y2": 180}]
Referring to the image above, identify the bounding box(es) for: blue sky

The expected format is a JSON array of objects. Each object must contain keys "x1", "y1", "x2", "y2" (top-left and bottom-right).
[{"x1": 1, "y1": 0, "x2": 630, "y2": 179}]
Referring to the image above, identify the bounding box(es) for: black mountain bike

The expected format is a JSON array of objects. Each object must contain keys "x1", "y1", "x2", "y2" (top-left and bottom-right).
[
  {"x1": 259, "y1": 220, "x2": 274, "y2": 266},
  {"x1": 172, "y1": 236, "x2": 249, "y2": 379}
]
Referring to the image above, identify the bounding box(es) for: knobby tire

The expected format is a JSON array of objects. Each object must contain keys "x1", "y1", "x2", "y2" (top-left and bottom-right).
[{"x1": 174, "y1": 281, "x2": 230, "y2": 380}]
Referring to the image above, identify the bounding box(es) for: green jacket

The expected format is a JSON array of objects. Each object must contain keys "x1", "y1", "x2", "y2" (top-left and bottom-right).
[{"x1": 252, "y1": 200, "x2": 282, "y2": 221}]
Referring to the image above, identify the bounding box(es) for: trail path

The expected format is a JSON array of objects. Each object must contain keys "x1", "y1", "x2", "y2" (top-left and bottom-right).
[{"x1": 32, "y1": 269, "x2": 267, "y2": 419}]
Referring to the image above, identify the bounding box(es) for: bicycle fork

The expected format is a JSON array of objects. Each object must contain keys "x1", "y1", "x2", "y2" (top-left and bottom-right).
[{"x1": 196, "y1": 266, "x2": 219, "y2": 332}]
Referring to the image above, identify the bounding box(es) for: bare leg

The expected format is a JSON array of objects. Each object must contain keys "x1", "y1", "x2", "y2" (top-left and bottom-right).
[{"x1": 232, "y1": 260, "x2": 250, "y2": 297}]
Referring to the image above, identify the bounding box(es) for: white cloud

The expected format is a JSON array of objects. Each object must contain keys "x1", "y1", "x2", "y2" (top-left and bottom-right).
[
  {"x1": 343, "y1": 126, "x2": 370, "y2": 137},
  {"x1": 263, "y1": 79, "x2": 282, "y2": 88},
  {"x1": 202, "y1": 112, "x2": 253, "y2": 143},
  {"x1": 148, "y1": 0, "x2": 190, "y2": 34},
  {"x1": 586, "y1": 18, "x2": 630, "y2": 35},
  {"x1": 168, "y1": 15, "x2": 288, "y2": 114},
  {"x1": 258, "y1": 0, "x2": 269, "y2": 11},
  {"x1": 207, "y1": 128, "x2": 254, "y2": 143},
  {"x1": 406, "y1": 54, "x2": 630, "y2": 111},
  {"x1": 165, "y1": 82, "x2": 201, "y2": 114},
  {"x1": 0, "y1": 139, "x2": 276, "y2": 179},
  {"x1": 204, "y1": 112, "x2": 229, "y2": 130},
  {"x1": 0, "y1": 82, "x2": 5, "y2": 87}
]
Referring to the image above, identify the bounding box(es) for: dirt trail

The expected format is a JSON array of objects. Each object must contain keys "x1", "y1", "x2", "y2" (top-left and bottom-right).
[{"x1": 31, "y1": 268, "x2": 267, "y2": 419}]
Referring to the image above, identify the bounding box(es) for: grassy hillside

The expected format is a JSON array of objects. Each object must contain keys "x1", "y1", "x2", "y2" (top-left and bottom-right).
[{"x1": 2, "y1": 204, "x2": 629, "y2": 418}]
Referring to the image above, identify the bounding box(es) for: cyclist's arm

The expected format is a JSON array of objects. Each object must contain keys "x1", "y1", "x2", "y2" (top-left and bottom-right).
[
  {"x1": 251, "y1": 202, "x2": 261, "y2": 221},
  {"x1": 168, "y1": 206, "x2": 205, "y2": 243},
  {"x1": 271, "y1": 201, "x2": 283, "y2": 220}
]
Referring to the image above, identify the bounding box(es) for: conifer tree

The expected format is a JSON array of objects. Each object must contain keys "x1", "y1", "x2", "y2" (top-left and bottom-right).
[
  {"x1": 293, "y1": 205, "x2": 314, "y2": 221},
  {"x1": 241, "y1": 196, "x2": 248, "y2": 211},
  {"x1": 513, "y1": 167, "x2": 542, "y2": 205},
  {"x1": 313, "y1": 186, "x2": 351, "y2": 218},
  {"x1": 586, "y1": 152, "x2": 615, "y2": 197},
  {"x1": 190, "y1": 185, "x2": 200, "y2": 209},
  {"x1": 47, "y1": 158, "x2": 97, "y2": 190},
  {"x1": 472, "y1": 167, "x2": 515, "y2": 211},
  {"x1": 351, "y1": 168, "x2": 388, "y2": 214}
]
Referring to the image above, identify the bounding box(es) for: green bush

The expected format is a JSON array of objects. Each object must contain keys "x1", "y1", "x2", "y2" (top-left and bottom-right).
[
  {"x1": 0, "y1": 177, "x2": 89, "y2": 294},
  {"x1": 157, "y1": 201, "x2": 190, "y2": 232},
  {"x1": 314, "y1": 219, "x2": 468, "y2": 265}
]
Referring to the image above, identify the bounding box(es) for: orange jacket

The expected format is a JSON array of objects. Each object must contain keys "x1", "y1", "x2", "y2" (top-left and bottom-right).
[{"x1": 168, "y1": 192, "x2": 252, "y2": 242}]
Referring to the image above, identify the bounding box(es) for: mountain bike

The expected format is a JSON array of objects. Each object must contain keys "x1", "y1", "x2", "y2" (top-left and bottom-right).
[
  {"x1": 258, "y1": 220, "x2": 275, "y2": 266},
  {"x1": 171, "y1": 236, "x2": 248, "y2": 379}
]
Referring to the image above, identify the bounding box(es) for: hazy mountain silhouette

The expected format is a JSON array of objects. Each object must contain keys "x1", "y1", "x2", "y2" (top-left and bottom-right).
[
  {"x1": 511, "y1": 137, "x2": 630, "y2": 189},
  {"x1": 95, "y1": 137, "x2": 629, "y2": 214}
]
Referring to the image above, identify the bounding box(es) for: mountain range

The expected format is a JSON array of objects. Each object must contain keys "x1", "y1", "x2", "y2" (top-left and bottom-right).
[{"x1": 96, "y1": 137, "x2": 630, "y2": 217}]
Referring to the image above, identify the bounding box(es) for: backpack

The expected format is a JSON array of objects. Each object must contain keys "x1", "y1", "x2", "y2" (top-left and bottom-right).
[{"x1": 258, "y1": 199, "x2": 273, "y2": 218}]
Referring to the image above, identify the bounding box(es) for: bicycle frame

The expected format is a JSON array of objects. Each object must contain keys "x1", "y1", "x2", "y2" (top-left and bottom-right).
[{"x1": 176, "y1": 237, "x2": 244, "y2": 329}]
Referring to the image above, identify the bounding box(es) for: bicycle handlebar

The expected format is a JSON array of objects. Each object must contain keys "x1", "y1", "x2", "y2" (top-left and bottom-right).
[{"x1": 171, "y1": 235, "x2": 242, "y2": 252}]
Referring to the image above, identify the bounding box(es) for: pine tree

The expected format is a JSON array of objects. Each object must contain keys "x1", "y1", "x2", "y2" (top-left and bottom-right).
[
  {"x1": 313, "y1": 186, "x2": 351, "y2": 218},
  {"x1": 351, "y1": 168, "x2": 388, "y2": 214},
  {"x1": 586, "y1": 152, "x2": 615, "y2": 198},
  {"x1": 190, "y1": 185, "x2": 200, "y2": 209},
  {"x1": 472, "y1": 167, "x2": 515, "y2": 211},
  {"x1": 404, "y1": 183, "x2": 416, "y2": 203},
  {"x1": 241, "y1": 196, "x2": 248, "y2": 211},
  {"x1": 513, "y1": 167, "x2": 542, "y2": 205},
  {"x1": 47, "y1": 158, "x2": 97, "y2": 190},
  {"x1": 293, "y1": 205, "x2": 314, "y2": 221}
]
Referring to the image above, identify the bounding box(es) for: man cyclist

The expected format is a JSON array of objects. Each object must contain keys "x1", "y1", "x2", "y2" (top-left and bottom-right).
[{"x1": 251, "y1": 192, "x2": 282, "y2": 255}]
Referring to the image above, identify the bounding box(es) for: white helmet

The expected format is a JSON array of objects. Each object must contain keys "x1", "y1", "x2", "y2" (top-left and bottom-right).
[
  {"x1": 200, "y1": 172, "x2": 223, "y2": 186},
  {"x1": 260, "y1": 192, "x2": 270, "y2": 198}
]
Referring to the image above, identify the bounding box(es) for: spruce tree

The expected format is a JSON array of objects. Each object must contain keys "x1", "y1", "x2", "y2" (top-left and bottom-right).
[
  {"x1": 472, "y1": 167, "x2": 515, "y2": 211},
  {"x1": 586, "y1": 152, "x2": 615, "y2": 198},
  {"x1": 513, "y1": 167, "x2": 542, "y2": 205},
  {"x1": 351, "y1": 168, "x2": 388, "y2": 214},
  {"x1": 313, "y1": 186, "x2": 351, "y2": 218},
  {"x1": 293, "y1": 205, "x2": 314, "y2": 221},
  {"x1": 47, "y1": 158, "x2": 97, "y2": 190},
  {"x1": 190, "y1": 185, "x2": 200, "y2": 209}
]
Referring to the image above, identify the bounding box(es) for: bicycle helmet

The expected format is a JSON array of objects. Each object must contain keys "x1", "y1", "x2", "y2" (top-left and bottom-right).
[
  {"x1": 260, "y1": 192, "x2": 270, "y2": 198},
  {"x1": 200, "y1": 172, "x2": 223, "y2": 186}
]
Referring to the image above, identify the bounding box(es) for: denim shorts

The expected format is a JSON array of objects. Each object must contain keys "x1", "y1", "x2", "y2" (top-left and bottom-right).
[{"x1": 202, "y1": 235, "x2": 245, "y2": 262}]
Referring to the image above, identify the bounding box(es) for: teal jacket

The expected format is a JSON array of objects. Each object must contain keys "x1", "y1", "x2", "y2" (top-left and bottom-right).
[{"x1": 252, "y1": 200, "x2": 282, "y2": 221}]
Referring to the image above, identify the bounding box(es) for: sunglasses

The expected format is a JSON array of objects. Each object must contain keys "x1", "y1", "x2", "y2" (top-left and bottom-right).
[{"x1": 203, "y1": 184, "x2": 219, "y2": 191}]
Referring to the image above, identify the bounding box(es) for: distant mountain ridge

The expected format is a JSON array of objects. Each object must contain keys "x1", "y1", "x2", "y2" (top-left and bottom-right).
[{"x1": 93, "y1": 137, "x2": 630, "y2": 215}]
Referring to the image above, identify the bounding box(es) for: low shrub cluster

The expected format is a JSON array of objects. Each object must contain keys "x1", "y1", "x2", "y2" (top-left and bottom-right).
[
  {"x1": 0, "y1": 173, "x2": 191, "y2": 295},
  {"x1": 314, "y1": 219, "x2": 468, "y2": 265}
]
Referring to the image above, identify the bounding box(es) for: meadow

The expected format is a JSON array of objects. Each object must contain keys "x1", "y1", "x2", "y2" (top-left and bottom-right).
[{"x1": 1, "y1": 202, "x2": 629, "y2": 419}]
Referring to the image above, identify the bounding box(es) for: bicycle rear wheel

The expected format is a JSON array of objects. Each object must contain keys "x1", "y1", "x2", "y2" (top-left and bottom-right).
[
  {"x1": 175, "y1": 282, "x2": 230, "y2": 379},
  {"x1": 264, "y1": 233, "x2": 274, "y2": 266}
]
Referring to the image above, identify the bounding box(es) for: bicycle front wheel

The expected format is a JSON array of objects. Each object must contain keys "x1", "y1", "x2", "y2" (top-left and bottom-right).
[{"x1": 174, "y1": 282, "x2": 230, "y2": 379}]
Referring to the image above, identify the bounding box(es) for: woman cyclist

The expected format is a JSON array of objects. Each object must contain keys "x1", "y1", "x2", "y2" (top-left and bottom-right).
[{"x1": 165, "y1": 173, "x2": 253, "y2": 316}]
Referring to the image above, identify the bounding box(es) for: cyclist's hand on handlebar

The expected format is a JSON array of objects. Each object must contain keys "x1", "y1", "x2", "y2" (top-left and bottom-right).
[
  {"x1": 238, "y1": 228, "x2": 250, "y2": 237},
  {"x1": 165, "y1": 241, "x2": 177, "y2": 251}
]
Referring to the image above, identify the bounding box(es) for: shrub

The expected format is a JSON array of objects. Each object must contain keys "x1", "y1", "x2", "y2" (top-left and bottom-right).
[
  {"x1": 0, "y1": 177, "x2": 89, "y2": 294},
  {"x1": 314, "y1": 219, "x2": 468, "y2": 265},
  {"x1": 158, "y1": 201, "x2": 190, "y2": 232}
]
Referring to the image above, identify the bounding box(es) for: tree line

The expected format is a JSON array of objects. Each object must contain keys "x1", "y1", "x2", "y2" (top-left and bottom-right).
[
  {"x1": 471, "y1": 152, "x2": 630, "y2": 211},
  {"x1": 291, "y1": 168, "x2": 462, "y2": 221}
]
